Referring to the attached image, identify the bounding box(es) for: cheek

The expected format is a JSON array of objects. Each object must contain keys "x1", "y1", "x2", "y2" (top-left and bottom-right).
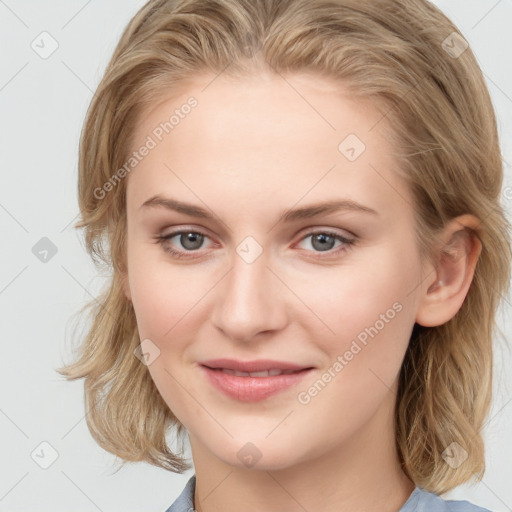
[
  {"x1": 293, "y1": 245, "x2": 418, "y2": 367},
  {"x1": 294, "y1": 276, "x2": 414, "y2": 427},
  {"x1": 127, "y1": 246, "x2": 204, "y2": 337},
  {"x1": 128, "y1": 262, "x2": 202, "y2": 416}
]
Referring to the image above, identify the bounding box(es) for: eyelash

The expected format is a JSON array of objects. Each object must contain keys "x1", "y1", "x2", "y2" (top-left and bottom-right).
[{"x1": 154, "y1": 228, "x2": 356, "y2": 260}]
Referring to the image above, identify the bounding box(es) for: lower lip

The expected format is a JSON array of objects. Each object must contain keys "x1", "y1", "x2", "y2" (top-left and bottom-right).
[{"x1": 200, "y1": 365, "x2": 313, "y2": 402}]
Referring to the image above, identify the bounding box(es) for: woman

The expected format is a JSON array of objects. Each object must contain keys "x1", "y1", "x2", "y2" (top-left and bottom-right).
[{"x1": 58, "y1": 0, "x2": 511, "y2": 510}]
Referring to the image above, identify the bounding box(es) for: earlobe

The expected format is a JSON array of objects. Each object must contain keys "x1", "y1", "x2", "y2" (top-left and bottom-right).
[{"x1": 415, "y1": 215, "x2": 482, "y2": 327}]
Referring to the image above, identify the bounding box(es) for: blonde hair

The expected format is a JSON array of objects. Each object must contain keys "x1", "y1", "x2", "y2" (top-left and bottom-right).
[{"x1": 58, "y1": 0, "x2": 512, "y2": 494}]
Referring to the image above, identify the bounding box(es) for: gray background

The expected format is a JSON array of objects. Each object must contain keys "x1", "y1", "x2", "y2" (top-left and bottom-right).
[{"x1": 1, "y1": 1, "x2": 511, "y2": 510}]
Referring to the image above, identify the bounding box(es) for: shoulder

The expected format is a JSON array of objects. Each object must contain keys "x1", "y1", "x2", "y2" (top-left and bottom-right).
[
  {"x1": 163, "y1": 475, "x2": 196, "y2": 512},
  {"x1": 401, "y1": 486, "x2": 493, "y2": 512}
]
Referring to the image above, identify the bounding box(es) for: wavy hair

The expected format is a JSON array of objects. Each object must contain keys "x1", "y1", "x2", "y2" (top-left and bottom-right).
[{"x1": 58, "y1": 0, "x2": 512, "y2": 494}]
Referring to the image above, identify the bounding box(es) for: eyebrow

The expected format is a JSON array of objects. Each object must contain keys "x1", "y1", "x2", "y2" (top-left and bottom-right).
[{"x1": 139, "y1": 194, "x2": 379, "y2": 222}]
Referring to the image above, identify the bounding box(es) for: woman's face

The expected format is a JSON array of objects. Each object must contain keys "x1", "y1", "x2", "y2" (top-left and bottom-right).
[{"x1": 123, "y1": 71, "x2": 427, "y2": 470}]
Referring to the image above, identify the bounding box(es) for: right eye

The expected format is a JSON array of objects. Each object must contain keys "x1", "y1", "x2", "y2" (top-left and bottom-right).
[{"x1": 154, "y1": 229, "x2": 216, "y2": 259}]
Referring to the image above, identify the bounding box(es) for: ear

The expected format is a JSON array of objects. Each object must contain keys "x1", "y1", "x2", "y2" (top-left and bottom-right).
[{"x1": 415, "y1": 214, "x2": 482, "y2": 327}]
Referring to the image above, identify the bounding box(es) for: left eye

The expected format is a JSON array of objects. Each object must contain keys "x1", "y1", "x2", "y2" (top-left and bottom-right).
[
  {"x1": 296, "y1": 231, "x2": 354, "y2": 254},
  {"x1": 154, "y1": 229, "x2": 355, "y2": 259}
]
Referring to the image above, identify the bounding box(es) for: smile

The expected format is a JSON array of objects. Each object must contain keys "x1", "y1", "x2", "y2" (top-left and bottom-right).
[{"x1": 200, "y1": 365, "x2": 313, "y2": 402}]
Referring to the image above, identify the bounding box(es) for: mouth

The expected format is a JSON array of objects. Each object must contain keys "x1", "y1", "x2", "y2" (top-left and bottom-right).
[
  {"x1": 199, "y1": 359, "x2": 314, "y2": 402},
  {"x1": 199, "y1": 358, "x2": 313, "y2": 373},
  {"x1": 203, "y1": 367, "x2": 308, "y2": 377}
]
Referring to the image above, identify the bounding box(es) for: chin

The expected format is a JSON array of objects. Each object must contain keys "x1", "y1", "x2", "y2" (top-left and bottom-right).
[{"x1": 212, "y1": 438, "x2": 307, "y2": 472}]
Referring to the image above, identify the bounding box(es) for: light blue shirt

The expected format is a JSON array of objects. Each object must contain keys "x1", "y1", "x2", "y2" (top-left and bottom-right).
[{"x1": 164, "y1": 475, "x2": 493, "y2": 511}]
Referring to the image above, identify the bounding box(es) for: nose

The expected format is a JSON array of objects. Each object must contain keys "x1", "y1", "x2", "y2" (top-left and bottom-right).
[{"x1": 210, "y1": 250, "x2": 288, "y2": 343}]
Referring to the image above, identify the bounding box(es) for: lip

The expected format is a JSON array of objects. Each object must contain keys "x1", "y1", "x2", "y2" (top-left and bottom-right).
[{"x1": 199, "y1": 360, "x2": 314, "y2": 402}]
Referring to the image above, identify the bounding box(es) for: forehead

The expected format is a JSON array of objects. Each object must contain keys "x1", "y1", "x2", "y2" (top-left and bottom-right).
[{"x1": 127, "y1": 72, "x2": 413, "y2": 223}]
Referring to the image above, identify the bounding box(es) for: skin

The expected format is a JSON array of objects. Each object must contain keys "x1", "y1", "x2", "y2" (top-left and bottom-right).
[{"x1": 122, "y1": 70, "x2": 481, "y2": 512}]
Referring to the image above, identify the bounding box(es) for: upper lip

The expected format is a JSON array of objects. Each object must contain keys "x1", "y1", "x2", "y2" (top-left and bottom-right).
[{"x1": 200, "y1": 358, "x2": 313, "y2": 372}]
